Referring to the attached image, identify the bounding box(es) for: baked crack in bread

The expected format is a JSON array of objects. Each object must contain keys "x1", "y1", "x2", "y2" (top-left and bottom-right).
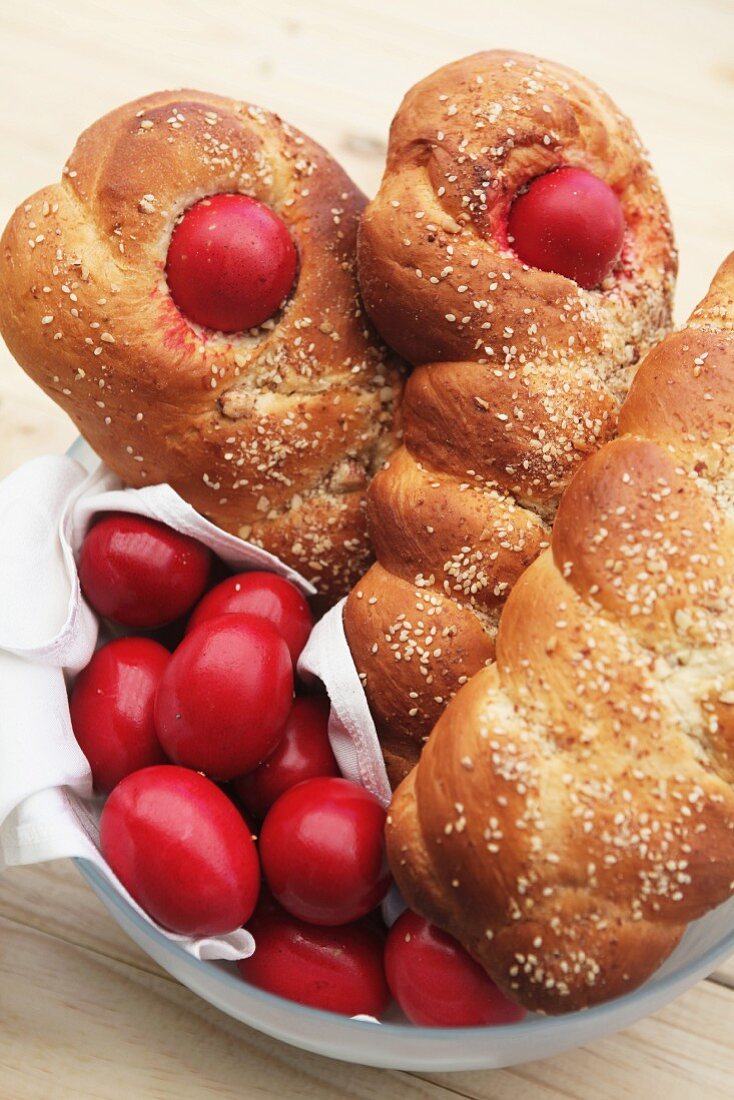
[
  {"x1": 387, "y1": 253, "x2": 734, "y2": 1014},
  {"x1": 0, "y1": 91, "x2": 404, "y2": 606},
  {"x1": 344, "y1": 51, "x2": 677, "y2": 782}
]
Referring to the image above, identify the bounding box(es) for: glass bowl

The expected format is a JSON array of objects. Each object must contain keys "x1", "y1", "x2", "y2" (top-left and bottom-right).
[
  {"x1": 76, "y1": 859, "x2": 734, "y2": 1071},
  {"x1": 67, "y1": 439, "x2": 734, "y2": 1071}
]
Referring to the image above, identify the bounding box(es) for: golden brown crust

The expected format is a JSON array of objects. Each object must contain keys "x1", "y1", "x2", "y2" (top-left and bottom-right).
[
  {"x1": 344, "y1": 561, "x2": 497, "y2": 785},
  {"x1": 387, "y1": 253, "x2": 734, "y2": 1014},
  {"x1": 0, "y1": 91, "x2": 404, "y2": 605},
  {"x1": 345, "y1": 50, "x2": 677, "y2": 779}
]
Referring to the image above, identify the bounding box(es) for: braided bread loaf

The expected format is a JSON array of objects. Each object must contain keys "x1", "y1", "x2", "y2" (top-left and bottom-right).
[
  {"x1": 0, "y1": 91, "x2": 403, "y2": 605},
  {"x1": 387, "y1": 253, "x2": 734, "y2": 1014},
  {"x1": 344, "y1": 51, "x2": 677, "y2": 783}
]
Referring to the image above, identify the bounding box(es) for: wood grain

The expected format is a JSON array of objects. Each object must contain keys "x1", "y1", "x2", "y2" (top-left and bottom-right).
[
  {"x1": 1, "y1": 862, "x2": 733, "y2": 1100},
  {"x1": 0, "y1": 0, "x2": 733, "y2": 1095}
]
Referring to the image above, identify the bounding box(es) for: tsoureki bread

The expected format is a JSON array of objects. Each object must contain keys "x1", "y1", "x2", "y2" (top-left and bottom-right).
[
  {"x1": 0, "y1": 91, "x2": 404, "y2": 606},
  {"x1": 387, "y1": 253, "x2": 734, "y2": 1014},
  {"x1": 344, "y1": 51, "x2": 677, "y2": 783}
]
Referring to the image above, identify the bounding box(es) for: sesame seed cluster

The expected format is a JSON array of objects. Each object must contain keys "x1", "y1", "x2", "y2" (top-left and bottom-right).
[
  {"x1": 343, "y1": 50, "x2": 677, "y2": 784},
  {"x1": 0, "y1": 90, "x2": 405, "y2": 606},
  {"x1": 387, "y1": 254, "x2": 734, "y2": 1015}
]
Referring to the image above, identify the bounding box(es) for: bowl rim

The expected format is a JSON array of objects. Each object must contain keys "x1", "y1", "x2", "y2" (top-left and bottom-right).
[
  {"x1": 75, "y1": 857, "x2": 734, "y2": 1046},
  {"x1": 67, "y1": 438, "x2": 734, "y2": 1063}
]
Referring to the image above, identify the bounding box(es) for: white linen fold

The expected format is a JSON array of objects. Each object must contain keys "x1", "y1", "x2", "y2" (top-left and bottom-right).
[{"x1": 0, "y1": 454, "x2": 322, "y2": 960}]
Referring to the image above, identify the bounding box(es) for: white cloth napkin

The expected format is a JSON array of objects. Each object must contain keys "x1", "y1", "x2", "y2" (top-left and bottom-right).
[
  {"x1": 0, "y1": 451, "x2": 394, "y2": 961},
  {"x1": 298, "y1": 601, "x2": 391, "y2": 808},
  {"x1": 0, "y1": 454, "x2": 314, "y2": 961}
]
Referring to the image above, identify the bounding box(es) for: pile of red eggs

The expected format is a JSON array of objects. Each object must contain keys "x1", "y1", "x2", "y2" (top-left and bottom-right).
[{"x1": 71, "y1": 512, "x2": 526, "y2": 1027}]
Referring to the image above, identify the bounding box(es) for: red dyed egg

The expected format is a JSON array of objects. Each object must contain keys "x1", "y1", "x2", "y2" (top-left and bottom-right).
[
  {"x1": 154, "y1": 613, "x2": 293, "y2": 780},
  {"x1": 186, "y1": 571, "x2": 313, "y2": 666},
  {"x1": 239, "y1": 900, "x2": 390, "y2": 1018},
  {"x1": 100, "y1": 765, "x2": 260, "y2": 936},
  {"x1": 508, "y1": 167, "x2": 624, "y2": 289},
  {"x1": 79, "y1": 513, "x2": 211, "y2": 629},
  {"x1": 385, "y1": 910, "x2": 526, "y2": 1027},
  {"x1": 259, "y1": 777, "x2": 390, "y2": 925},
  {"x1": 233, "y1": 697, "x2": 338, "y2": 818},
  {"x1": 69, "y1": 636, "x2": 169, "y2": 794},
  {"x1": 166, "y1": 193, "x2": 297, "y2": 332}
]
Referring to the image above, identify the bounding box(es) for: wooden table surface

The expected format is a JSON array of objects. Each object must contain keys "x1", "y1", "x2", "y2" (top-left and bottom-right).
[{"x1": 1, "y1": 1, "x2": 733, "y2": 1096}]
